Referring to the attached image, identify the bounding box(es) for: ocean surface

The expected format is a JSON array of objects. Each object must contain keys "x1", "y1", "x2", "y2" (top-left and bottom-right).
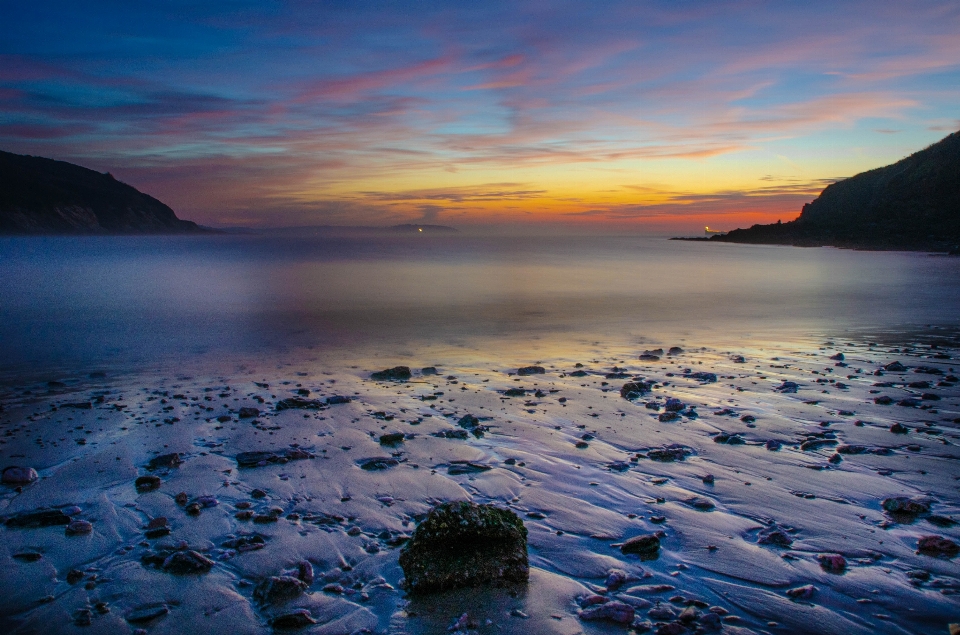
[{"x1": 2, "y1": 233, "x2": 959, "y2": 378}]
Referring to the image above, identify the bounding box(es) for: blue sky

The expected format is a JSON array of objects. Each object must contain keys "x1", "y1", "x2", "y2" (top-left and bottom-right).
[{"x1": 2, "y1": 0, "x2": 958, "y2": 229}]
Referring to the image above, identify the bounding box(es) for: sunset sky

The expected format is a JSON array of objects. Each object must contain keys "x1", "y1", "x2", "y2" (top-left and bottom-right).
[{"x1": 2, "y1": 1, "x2": 958, "y2": 231}]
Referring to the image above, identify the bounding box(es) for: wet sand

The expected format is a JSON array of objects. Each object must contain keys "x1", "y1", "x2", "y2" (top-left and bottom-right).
[{"x1": 1, "y1": 333, "x2": 958, "y2": 634}]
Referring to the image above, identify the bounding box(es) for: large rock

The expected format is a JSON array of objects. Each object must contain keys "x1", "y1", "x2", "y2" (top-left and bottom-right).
[
  {"x1": 398, "y1": 501, "x2": 528, "y2": 593},
  {"x1": 370, "y1": 366, "x2": 412, "y2": 381}
]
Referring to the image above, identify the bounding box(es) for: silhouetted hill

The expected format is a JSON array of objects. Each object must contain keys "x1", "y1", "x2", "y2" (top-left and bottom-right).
[
  {"x1": 0, "y1": 150, "x2": 203, "y2": 234},
  {"x1": 711, "y1": 130, "x2": 960, "y2": 251}
]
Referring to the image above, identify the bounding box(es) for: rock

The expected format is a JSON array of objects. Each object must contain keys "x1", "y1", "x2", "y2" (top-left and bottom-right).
[
  {"x1": 882, "y1": 497, "x2": 930, "y2": 515},
  {"x1": 757, "y1": 527, "x2": 792, "y2": 547},
  {"x1": 685, "y1": 496, "x2": 715, "y2": 511},
  {"x1": 379, "y1": 432, "x2": 405, "y2": 446},
  {"x1": 639, "y1": 354, "x2": 660, "y2": 361},
  {"x1": 66, "y1": 569, "x2": 84, "y2": 584},
  {"x1": 621, "y1": 381, "x2": 651, "y2": 400},
  {"x1": 664, "y1": 398, "x2": 685, "y2": 412},
  {"x1": 503, "y1": 388, "x2": 526, "y2": 396},
  {"x1": 126, "y1": 603, "x2": 169, "y2": 624},
  {"x1": 238, "y1": 407, "x2": 260, "y2": 418},
  {"x1": 800, "y1": 439, "x2": 837, "y2": 451},
  {"x1": 6, "y1": 508, "x2": 72, "y2": 528},
  {"x1": 579, "y1": 600, "x2": 635, "y2": 624},
  {"x1": 686, "y1": 371, "x2": 717, "y2": 383},
  {"x1": 135, "y1": 475, "x2": 162, "y2": 492},
  {"x1": 898, "y1": 398, "x2": 921, "y2": 407},
  {"x1": 370, "y1": 366, "x2": 412, "y2": 381},
  {"x1": 621, "y1": 534, "x2": 660, "y2": 558},
  {"x1": 66, "y1": 520, "x2": 93, "y2": 535},
  {"x1": 13, "y1": 551, "x2": 43, "y2": 561},
  {"x1": 223, "y1": 534, "x2": 267, "y2": 552},
  {"x1": 668, "y1": 347, "x2": 683, "y2": 355},
  {"x1": 457, "y1": 414, "x2": 481, "y2": 429},
  {"x1": 74, "y1": 608, "x2": 93, "y2": 626},
  {"x1": 656, "y1": 622, "x2": 686, "y2": 635},
  {"x1": 433, "y1": 429, "x2": 469, "y2": 439},
  {"x1": 786, "y1": 584, "x2": 815, "y2": 599},
  {"x1": 357, "y1": 457, "x2": 400, "y2": 471},
  {"x1": 421, "y1": 366, "x2": 438, "y2": 375},
  {"x1": 765, "y1": 439, "x2": 782, "y2": 451},
  {"x1": 447, "y1": 461, "x2": 492, "y2": 475},
  {"x1": 2, "y1": 466, "x2": 39, "y2": 484},
  {"x1": 884, "y1": 361, "x2": 906, "y2": 371},
  {"x1": 254, "y1": 575, "x2": 308, "y2": 604},
  {"x1": 326, "y1": 395, "x2": 350, "y2": 405},
  {"x1": 398, "y1": 501, "x2": 528, "y2": 593},
  {"x1": 517, "y1": 365, "x2": 545, "y2": 376},
  {"x1": 270, "y1": 609, "x2": 317, "y2": 628},
  {"x1": 647, "y1": 445, "x2": 690, "y2": 462},
  {"x1": 889, "y1": 422, "x2": 909, "y2": 433},
  {"x1": 678, "y1": 606, "x2": 700, "y2": 623},
  {"x1": 142, "y1": 549, "x2": 214, "y2": 574},
  {"x1": 730, "y1": 355, "x2": 746, "y2": 363},
  {"x1": 829, "y1": 353, "x2": 845, "y2": 361},
  {"x1": 648, "y1": 604, "x2": 677, "y2": 620},
  {"x1": 917, "y1": 535, "x2": 959, "y2": 558},
  {"x1": 236, "y1": 448, "x2": 312, "y2": 468},
  {"x1": 275, "y1": 397, "x2": 323, "y2": 410},
  {"x1": 874, "y1": 395, "x2": 894, "y2": 405},
  {"x1": 921, "y1": 392, "x2": 941, "y2": 401},
  {"x1": 605, "y1": 568, "x2": 634, "y2": 590},
  {"x1": 775, "y1": 381, "x2": 799, "y2": 393},
  {"x1": 658, "y1": 412, "x2": 680, "y2": 422},
  {"x1": 146, "y1": 453, "x2": 182, "y2": 470},
  {"x1": 818, "y1": 553, "x2": 847, "y2": 573}
]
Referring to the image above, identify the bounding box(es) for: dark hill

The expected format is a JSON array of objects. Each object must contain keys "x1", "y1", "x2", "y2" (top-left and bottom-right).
[
  {"x1": 711, "y1": 130, "x2": 960, "y2": 251},
  {"x1": 0, "y1": 150, "x2": 203, "y2": 234}
]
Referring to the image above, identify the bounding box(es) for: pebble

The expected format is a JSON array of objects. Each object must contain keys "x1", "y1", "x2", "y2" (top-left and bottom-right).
[
  {"x1": 2, "y1": 466, "x2": 39, "y2": 484},
  {"x1": 818, "y1": 553, "x2": 847, "y2": 573},
  {"x1": 66, "y1": 519, "x2": 93, "y2": 535}
]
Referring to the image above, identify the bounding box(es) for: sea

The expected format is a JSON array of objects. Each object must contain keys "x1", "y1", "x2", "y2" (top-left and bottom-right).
[{"x1": 1, "y1": 232, "x2": 959, "y2": 379}]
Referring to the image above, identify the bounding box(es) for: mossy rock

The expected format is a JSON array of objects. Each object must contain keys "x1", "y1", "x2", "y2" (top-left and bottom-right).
[{"x1": 399, "y1": 501, "x2": 528, "y2": 593}]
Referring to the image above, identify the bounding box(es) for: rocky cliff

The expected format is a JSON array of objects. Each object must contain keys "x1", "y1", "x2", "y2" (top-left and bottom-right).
[
  {"x1": 713, "y1": 130, "x2": 960, "y2": 251},
  {"x1": 0, "y1": 150, "x2": 203, "y2": 234}
]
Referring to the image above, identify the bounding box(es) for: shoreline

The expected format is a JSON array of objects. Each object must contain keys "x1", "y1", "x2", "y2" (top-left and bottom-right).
[{"x1": 1, "y1": 333, "x2": 958, "y2": 634}]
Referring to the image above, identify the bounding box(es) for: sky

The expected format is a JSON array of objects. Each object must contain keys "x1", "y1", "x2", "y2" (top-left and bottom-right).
[{"x1": 1, "y1": 1, "x2": 958, "y2": 232}]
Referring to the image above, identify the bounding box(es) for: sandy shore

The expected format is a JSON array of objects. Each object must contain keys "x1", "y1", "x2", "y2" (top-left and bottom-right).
[{"x1": 1, "y1": 334, "x2": 958, "y2": 634}]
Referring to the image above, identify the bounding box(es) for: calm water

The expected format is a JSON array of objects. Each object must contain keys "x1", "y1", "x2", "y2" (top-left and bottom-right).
[{"x1": 2, "y1": 233, "x2": 959, "y2": 378}]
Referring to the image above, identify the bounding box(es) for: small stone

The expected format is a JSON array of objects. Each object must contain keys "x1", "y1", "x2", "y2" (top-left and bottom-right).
[
  {"x1": 757, "y1": 527, "x2": 792, "y2": 547},
  {"x1": 66, "y1": 569, "x2": 84, "y2": 584},
  {"x1": 917, "y1": 535, "x2": 959, "y2": 558},
  {"x1": 126, "y1": 603, "x2": 169, "y2": 624},
  {"x1": 818, "y1": 553, "x2": 847, "y2": 573},
  {"x1": 621, "y1": 534, "x2": 660, "y2": 558},
  {"x1": 379, "y1": 432, "x2": 405, "y2": 446},
  {"x1": 517, "y1": 365, "x2": 545, "y2": 376},
  {"x1": 270, "y1": 609, "x2": 317, "y2": 628},
  {"x1": 238, "y1": 407, "x2": 260, "y2": 418},
  {"x1": 6, "y1": 508, "x2": 71, "y2": 528},
  {"x1": 2, "y1": 466, "x2": 39, "y2": 484},
  {"x1": 786, "y1": 584, "x2": 815, "y2": 599},
  {"x1": 889, "y1": 422, "x2": 909, "y2": 434},
  {"x1": 66, "y1": 520, "x2": 93, "y2": 535},
  {"x1": 135, "y1": 475, "x2": 161, "y2": 492},
  {"x1": 370, "y1": 366, "x2": 412, "y2": 381},
  {"x1": 147, "y1": 453, "x2": 182, "y2": 470},
  {"x1": 579, "y1": 600, "x2": 635, "y2": 624},
  {"x1": 882, "y1": 497, "x2": 930, "y2": 515},
  {"x1": 254, "y1": 575, "x2": 308, "y2": 604}
]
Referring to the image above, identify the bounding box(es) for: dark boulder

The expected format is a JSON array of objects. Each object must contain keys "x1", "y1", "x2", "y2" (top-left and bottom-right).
[
  {"x1": 620, "y1": 381, "x2": 651, "y2": 400},
  {"x1": 620, "y1": 534, "x2": 660, "y2": 559},
  {"x1": 370, "y1": 366, "x2": 412, "y2": 381},
  {"x1": 6, "y1": 508, "x2": 72, "y2": 528},
  {"x1": 517, "y1": 365, "x2": 545, "y2": 376},
  {"x1": 398, "y1": 501, "x2": 528, "y2": 593},
  {"x1": 917, "y1": 535, "x2": 959, "y2": 558},
  {"x1": 2, "y1": 466, "x2": 39, "y2": 484}
]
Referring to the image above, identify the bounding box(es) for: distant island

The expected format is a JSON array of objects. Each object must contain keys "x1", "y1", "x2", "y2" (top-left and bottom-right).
[
  {"x1": 676, "y1": 129, "x2": 960, "y2": 252},
  {"x1": 0, "y1": 150, "x2": 204, "y2": 234}
]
